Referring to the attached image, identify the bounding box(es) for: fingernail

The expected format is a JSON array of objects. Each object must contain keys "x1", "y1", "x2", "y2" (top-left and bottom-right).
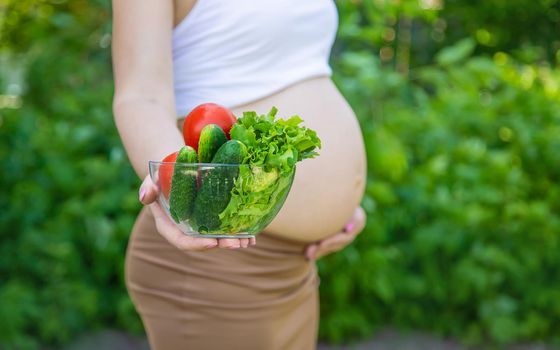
[
  {"x1": 205, "y1": 243, "x2": 217, "y2": 249},
  {"x1": 345, "y1": 222, "x2": 354, "y2": 233},
  {"x1": 139, "y1": 188, "x2": 146, "y2": 202}
]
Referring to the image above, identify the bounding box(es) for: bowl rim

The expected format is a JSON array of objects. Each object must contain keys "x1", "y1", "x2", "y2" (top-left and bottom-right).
[
  {"x1": 149, "y1": 160, "x2": 248, "y2": 167},
  {"x1": 148, "y1": 161, "x2": 300, "y2": 169}
]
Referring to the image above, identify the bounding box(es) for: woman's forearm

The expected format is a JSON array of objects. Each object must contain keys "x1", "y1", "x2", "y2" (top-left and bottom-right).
[{"x1": 114, "y1": 99, "x2": 184, "y2": 179}]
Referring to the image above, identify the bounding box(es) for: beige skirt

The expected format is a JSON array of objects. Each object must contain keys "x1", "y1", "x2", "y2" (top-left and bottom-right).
[{"x1": 125, "y1": 206, "x2": 319, "y2": 350}]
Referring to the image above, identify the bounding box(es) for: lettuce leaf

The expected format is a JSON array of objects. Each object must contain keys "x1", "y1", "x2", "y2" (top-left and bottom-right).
[{"x1": 218, "y1": 107, "x2": 321, "y2": 232}]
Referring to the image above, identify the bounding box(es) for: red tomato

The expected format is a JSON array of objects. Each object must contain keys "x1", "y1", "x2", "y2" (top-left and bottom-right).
[
  {"x1": 159, "y1": 151, "x2": 178, "y2": 199},
  {"x1": 182, "y1": 103, "x2": 236, "y2": 151}
]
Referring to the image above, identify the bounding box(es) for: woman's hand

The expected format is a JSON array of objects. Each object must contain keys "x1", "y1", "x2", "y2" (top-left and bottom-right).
[
  {"x1": 305, "y1": 206, "x2": 366, "y2": 261},
  {"x1": 139, "y1": 176, "x2": 256, "y2": 251}
]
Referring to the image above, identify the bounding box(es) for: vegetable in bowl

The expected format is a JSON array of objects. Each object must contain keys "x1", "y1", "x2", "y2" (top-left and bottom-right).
[{"x1": 152, "y1": 104, "x2": 321, "y2": 237}]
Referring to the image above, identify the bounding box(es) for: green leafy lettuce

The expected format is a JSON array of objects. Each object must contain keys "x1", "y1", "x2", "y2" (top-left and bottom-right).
[{"x1": 218, "y1": 107, "x2": 321, "y2": 232}]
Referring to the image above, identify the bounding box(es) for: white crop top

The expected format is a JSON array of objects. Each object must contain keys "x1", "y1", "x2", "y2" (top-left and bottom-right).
[{"x1": 172, "y1": 0, "x2": 338, "y2": 117}]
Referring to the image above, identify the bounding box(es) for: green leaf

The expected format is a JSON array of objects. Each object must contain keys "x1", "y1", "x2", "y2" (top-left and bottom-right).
[{"x1": 436, "y1": 38, "x2": 476, "y2": 66}]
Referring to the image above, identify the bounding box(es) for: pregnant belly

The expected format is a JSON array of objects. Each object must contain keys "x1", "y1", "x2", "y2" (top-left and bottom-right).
[{"x1": 230, "y1": 77, "x2": 367, "y2": 242}]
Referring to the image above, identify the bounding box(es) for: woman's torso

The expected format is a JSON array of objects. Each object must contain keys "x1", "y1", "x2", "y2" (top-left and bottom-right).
[{"x1": 174, "y1": 0, "x2": 367, "y2": 242}]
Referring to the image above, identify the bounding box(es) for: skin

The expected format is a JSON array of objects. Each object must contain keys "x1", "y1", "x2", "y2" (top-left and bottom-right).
[{"x1": 112, "y1": 0, "x2": 366, "y2": 257}]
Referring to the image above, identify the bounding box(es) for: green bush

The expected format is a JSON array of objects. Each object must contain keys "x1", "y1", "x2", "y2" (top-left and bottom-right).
[
  {"x1": 320, "y1": 40, "x2": 560, "y2": 345},
  {"x1": 0, "y1": 1, "x2": 143, "y2": 349},
  {"x1": 1, "y1": 0, "x2": 560, "y2": 349},
  {"x1": 334, "y1": 0, "x2": 560, "y2": 66}
]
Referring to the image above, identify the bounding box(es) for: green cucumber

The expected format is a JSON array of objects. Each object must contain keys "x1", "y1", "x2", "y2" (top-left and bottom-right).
[
  {"x1": 198, "y1": 124, "x2": 227, "y2": 163},
  {"x1": 169, "y1": 146, "x2": 198, "y2": 223},
  {"x1": 192, "y1": 140, "x2": 247, "y2": 232}
]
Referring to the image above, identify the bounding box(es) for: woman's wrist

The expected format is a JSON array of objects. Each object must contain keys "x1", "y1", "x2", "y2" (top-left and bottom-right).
[{"x1": 113, "y1": 99, "x2": 184, "y2": 178}]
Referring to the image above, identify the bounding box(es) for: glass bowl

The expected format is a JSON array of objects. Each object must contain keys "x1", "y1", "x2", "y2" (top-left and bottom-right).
[{"x1": 148, "y1": 161, "x2": 296, "y2": 238}]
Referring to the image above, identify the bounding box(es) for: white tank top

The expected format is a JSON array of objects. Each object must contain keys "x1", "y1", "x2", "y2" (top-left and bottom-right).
[{"x1": 172, "y1": 0, "x2": 338, "y2": 117}]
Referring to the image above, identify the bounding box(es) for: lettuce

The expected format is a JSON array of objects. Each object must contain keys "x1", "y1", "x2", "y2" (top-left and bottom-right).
[{"x1": 218, "y1": 107, "x2": 321, "y2": 232}]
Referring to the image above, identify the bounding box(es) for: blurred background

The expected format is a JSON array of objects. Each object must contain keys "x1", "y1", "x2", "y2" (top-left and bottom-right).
[{"x1": 1, "y1": 0, "x2": 560, "y2": 349}]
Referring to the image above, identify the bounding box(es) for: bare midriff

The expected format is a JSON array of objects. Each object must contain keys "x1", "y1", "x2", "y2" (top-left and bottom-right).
[{"x1": 177, "y1": 76, "x2": 367, "y2": 242}]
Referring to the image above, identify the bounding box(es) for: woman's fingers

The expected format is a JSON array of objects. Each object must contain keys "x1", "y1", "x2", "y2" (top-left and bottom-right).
[
  {"x1": 144, "y1": 175, "x2": 257, "y2": 251},
  {"x1": 319, "y1": 231, "x2": 355, "y2": 250},
  {"x1": 149, "y1": 202, "x2": 218, "y2": 250},
  {"x1": 305, "y1": 206, "x2": 367, "y2": 261},
  {"x1": 218, "y1": 238, "x2": 241, "y2": 249},
  {"x1": 150, "y1": 202, "x2": 252, "y2": 251},
  {"x1": 139, "y1": 175, "x2": 159, "y2": 205},
  {"x1": 309, "y1": 231, "x2": 354, "y2": 260},
  {"x1": 314, "y1": 232, "x2": 356, "y2": 259},
  {"x1": 239, "y1": 238, "x2": 250, "y2": 248},
  {"x1": 305, "y1": 243, "x2": 319, "y2": 261}
]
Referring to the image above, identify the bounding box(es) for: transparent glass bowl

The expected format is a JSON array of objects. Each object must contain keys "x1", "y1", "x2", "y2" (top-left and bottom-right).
[{"x1": 148, "y1": 161, "x2": 296, "y2": 238}]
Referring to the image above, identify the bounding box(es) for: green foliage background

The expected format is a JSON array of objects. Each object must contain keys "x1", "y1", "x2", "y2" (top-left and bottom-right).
[{"x1": 1, "y1": 0, "x2": 559, "y2": 349}]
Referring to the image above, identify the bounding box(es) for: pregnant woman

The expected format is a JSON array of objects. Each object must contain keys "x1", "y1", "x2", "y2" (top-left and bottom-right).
[{"x1": 112, "y1": 0, "x2": 367, "y2": 349}]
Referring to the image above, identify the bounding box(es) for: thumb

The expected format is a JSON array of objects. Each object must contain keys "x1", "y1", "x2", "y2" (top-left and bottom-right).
[
  {"x1": 305, "y1": 243, "x2": 318, "y2": 261},
  {"x1": 139, "y1": 175, "x2": 159, "y2": 205}
]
